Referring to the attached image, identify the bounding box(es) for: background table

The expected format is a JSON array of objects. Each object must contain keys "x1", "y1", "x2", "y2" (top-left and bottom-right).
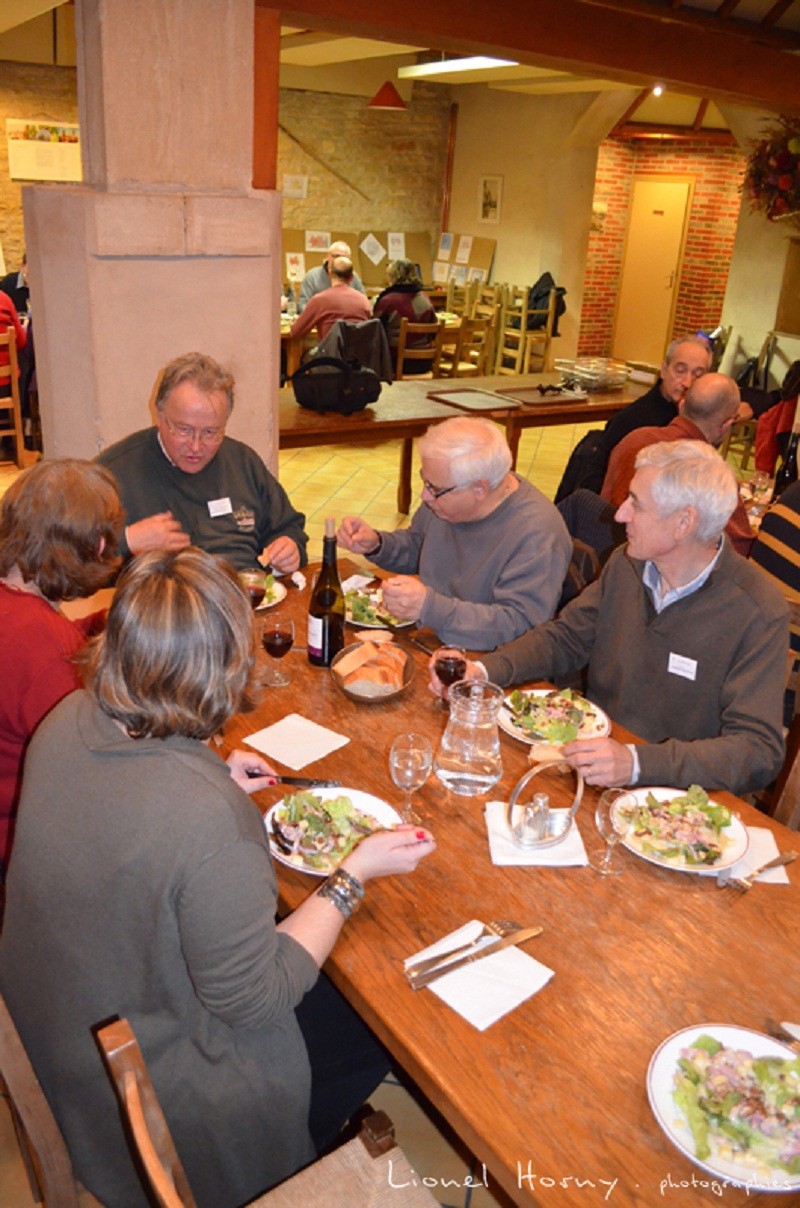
[
  {"x1": 280, "y1": 374, "x2": 645, "y2": 513},
  {"x1": 223, "y1": 566, "x2": 800, "y2": 1206}
]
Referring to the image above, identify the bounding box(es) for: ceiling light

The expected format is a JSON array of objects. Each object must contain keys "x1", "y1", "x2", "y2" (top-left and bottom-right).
[
  {"x1": 367, "y1": 81, "x2": 407, "y2": 110},
  {"x1": 653, "y1": 84, "x2": 664, "y2": 97},
  {"x1": 398, "y1": 56, "x2": 518, "y2": 80}
]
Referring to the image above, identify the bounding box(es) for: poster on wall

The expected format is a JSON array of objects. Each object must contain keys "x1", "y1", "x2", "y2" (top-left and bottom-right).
[
  {"x1": 305, "y1": 231, "x2": 331, "y2": 251},
  {"x1": 283, "y1": 174, "x2": 308, "y2": 199},
  {"x1": 360, "y1": 232, "x2": 386, "y2": 266},
  {"x1": 6, "y1": 119, "x2": 82, "y2": 182},
  {"x1": 432, "y1": 261, "x2": 450, "y2": 284},
  {"x1": 478, "y1": 175, "x2": 503, "y2": 224},
  {"x1": 286, "y1": 252, "x2": 306, "y2": 282},
  {"x1": 387, "y1": 232, "x2": 406, "y2": 260},
  {"x1": 437, "y1": 232, "x2": 454, "y2": 260}
]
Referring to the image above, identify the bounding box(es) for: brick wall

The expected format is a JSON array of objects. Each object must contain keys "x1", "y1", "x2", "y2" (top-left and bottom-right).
[
  {"x1": 0, "y1": 66, "x2": 450, "y2": 274},
  {"x1": 0, "y1": 62, "x2": 78, "y2": 273},
  {"x1": 578, "y1": 138, "x2": 746, "y2": 358}
]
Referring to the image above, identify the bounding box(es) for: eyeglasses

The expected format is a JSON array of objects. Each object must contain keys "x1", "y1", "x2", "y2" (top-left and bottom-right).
[
  {"x1": 162, "y1": 416, "x2": 225, "y2": 446},
  {"x1": 419, "y1": 471, "x2": 460, "y2": 500}
]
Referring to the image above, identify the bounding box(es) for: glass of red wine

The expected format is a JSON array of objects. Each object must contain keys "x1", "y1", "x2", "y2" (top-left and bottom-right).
[
  {"x1": 433, "y1": 647, "x2": 467, "y2": 710},
  {"x1": 239, "y1": 568, "x2": 267, "y2": 611},
  {"x1": 261, "y1": 618, "x2": 295, "y2": 687}
]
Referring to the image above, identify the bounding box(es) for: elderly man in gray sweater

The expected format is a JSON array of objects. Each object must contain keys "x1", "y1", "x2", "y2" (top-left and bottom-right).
[
  {"x1": 440, "y1": 441, "x2": 787, "y2": 797},
  {"x1": 337, "y1": 416, "x2": 572, "y2": 651}
]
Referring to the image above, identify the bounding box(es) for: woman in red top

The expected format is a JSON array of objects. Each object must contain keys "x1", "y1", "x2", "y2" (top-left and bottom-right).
[
  {"x1": 0, "y1": 289, "x2": 27, "y2": 391},
  {"x1": 0, "y1": 460, "x2": 124, "y2": 869}
]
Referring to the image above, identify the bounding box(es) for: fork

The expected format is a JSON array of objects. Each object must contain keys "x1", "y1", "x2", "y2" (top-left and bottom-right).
[
  {"x1": 406, "y1": 919, "x2": 520, "y2": 979},
  {"x1": 718, "y1": 850, "x2": 797, "y2": 893}
]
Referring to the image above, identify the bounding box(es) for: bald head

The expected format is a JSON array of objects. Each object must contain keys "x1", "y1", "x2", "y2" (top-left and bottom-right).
[
  {"x1": 330, "y1": 256, "x2": 354, "y2": 284},
  {"x1": 681, "y1": 373, "x2": 740, "y2": 446}
]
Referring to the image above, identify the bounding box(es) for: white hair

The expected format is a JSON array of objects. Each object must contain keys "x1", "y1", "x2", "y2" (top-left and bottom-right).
[
  {"x1": 634, "y1": 440, "x2": 738, "y2": 542},
  {"x1": 418, "y1": 417, "x2": 512, "y2": 490}
]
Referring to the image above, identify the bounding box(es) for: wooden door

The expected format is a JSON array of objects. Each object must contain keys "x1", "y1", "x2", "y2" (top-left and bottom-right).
[{"x1": 613, "y1": 177, "x2": 693, "y2": 365}]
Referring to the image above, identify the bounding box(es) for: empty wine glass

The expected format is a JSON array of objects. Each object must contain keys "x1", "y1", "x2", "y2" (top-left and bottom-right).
[
  {"x1": 590, "y1": 788, "x2": 631, "y2": 876},
  {"x1": 261, "y1": 618, "x2": 294, "y2": 687},
  {"x1": 433, "y1": 647, "x2": 467, "y2": 711},
  {"x1": 389, "y1": 733, "x2": 433, "y2": 824}
]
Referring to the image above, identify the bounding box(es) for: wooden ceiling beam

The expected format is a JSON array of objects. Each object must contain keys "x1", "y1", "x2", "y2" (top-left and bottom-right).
[
  {"x1": 692, "y1": 98, "x2": 710, "y2": 130},
  {"x1": 577, "y1": 0, "x2": 799, "y2": 49},
  {"x1": 615, "y1": 123, "x2": 737, "y2": 143},
  {"x1": 610, "y1": 87, "x2": 651, "y2": 135},
  {"x1": 272, "y1": 0, "x2": 800, "y2": 114},
  {"x1": 715, "y1": 0, "x2": 743, "y2": 17},
  {"x1": 761, "y1": 0, "x2": 796, "y2": 29}
]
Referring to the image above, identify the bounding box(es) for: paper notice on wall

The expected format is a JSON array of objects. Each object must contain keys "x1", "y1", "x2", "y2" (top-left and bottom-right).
[
  {"x1": 6, "y1": 119, "x2": 82, "y2": 182},
  {"x1": 305, "y1": 231, "x2": 330, "y2": 251},
  {"x1": 387, "y1": 232, "x2": 406, "y2": 260},
  {"x1": 283, "y1": 174, "x2": 308, "y2": 199},
  {"x1": 449, "y1": 264, "x2": 467, "y2": 285},
  {"x1": 286, "y1": 252, "x2": 306, "y2": 282},
  {"x1": 437, "y1": 232, "x2": 454, "y2": 261},
  {"x1": 455, "y1": 235, "x2": 473, "y2": 264},
  {"x1": 360, "y1": 232, "x2": 386, "y2": 266},
  {"x1": 432, "y1": 260, "x2": 450, "y2": 284},
  {"x1": 467, "y1": 267, "x2": 486, "y2": 284}
]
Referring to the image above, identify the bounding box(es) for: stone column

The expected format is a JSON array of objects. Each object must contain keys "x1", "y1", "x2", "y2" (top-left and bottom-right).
[{"x1": 24, "y1": 0, "x2": 282, "y2": 465}]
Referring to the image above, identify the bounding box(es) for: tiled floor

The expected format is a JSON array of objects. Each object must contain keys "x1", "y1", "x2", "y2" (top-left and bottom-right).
[{"x1": 0, "y1": 420, "x2": 590, "y2": 1208}]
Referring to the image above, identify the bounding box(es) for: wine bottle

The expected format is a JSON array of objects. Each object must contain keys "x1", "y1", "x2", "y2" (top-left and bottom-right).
[
  {"x1": 774, "y1": 426, "x2": 799, "y2": 499},
  {"x1": 308, "y1": 516, "x2": 345, "y2": 667}
]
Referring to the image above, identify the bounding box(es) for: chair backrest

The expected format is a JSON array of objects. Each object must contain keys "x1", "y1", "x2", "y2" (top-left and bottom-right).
[
  {"x1": 96, "y1": 1017, "x2": 439, "y2": 1208},
  {"x1": 523, "y1": 289, "x2": 557, "y2": 373},
  {"x1": 557, "y1": 537, "x2": 601, "y2": 612},
  {"x1": 494, "y1": 286, "x2": 529, "y2": 374},
  {"x1": 451, "y1": 315, "x2": 491, "y2": 375},
  {"x1": 556, "y1": 487, "x2": 626, "y2": 564},
  {"x1": 97, "y1": 1019, "x2": 196, "y2": 1208},
  {"x1": 394, "y1": 319, "x2": 445, "y2": 380},
  {"x1": 0, "y1": 329, "x2": 24, "y2": 468},
  {"x1": 0, "y1": 993, "x2": 80, "y2": 1208},
  {"x1": 444, "y1": 277, "x2": 477, "y2": 316}
]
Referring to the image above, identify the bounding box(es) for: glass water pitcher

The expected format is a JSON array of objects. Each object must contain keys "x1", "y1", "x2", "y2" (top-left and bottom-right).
[{"x1": 434, "y1": 679, "x2": 503, "y2": 796}]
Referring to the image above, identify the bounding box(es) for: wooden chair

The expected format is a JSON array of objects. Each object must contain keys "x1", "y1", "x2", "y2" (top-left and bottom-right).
[
  {"x1": 96, "y1": 1017, "x2": 438, "y2": 1208},
  {"x1": 523, "y1": 288, "x2": 557, "y2": 373},
  {"x1": 444, "y1": 276, "x2": 477, "y2": 316},
  {"x1": 469, "y1": 298, "x2": 502, "y2": 372},
  {"x1": 0, "y1": 992, "x2": 81, "y2": 1208},
  {"x1": 494, "y1": 285, "x2": 529, "y2": 374},
  {"x1": 0, "y1": 329, "x2": 25, "y2": 468},
  {"x1": 439, "y1": 316, "x2": 492, "y2": 377},
  {"x1": 394, "y1": 318, "x2": 444, "y2": 380}
]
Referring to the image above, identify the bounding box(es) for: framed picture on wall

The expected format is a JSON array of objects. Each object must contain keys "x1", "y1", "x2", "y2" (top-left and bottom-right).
[{"x1": 478, "y1": 175, "x2": 503, "y2": 224}]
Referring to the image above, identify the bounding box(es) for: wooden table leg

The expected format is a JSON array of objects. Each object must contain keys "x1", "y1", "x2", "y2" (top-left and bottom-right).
[
  {"x1": 399, "y1": 438, "x2": 413, "y2": 513},
  {"x1": 503, "y1": 416, "x2": 521, "y2": 469}
]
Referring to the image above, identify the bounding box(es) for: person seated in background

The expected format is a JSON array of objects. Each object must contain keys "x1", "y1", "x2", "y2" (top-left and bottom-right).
[
  {"x1": 600, "y1": 372, "x2": 755, "y2": 556},
  {"x1": 0, "y1": 547, "x2": 435, "y2": 1206},
  {"x1": 0, "y1": 286, "x2": 27, "y2": 393},
  {"x1": 337, "y1": 416, "x2": 572, "y2": 651},
  {"x1": 289, "y1": 256, "x2": 371, "y2": 347},
  {"x1": 553, "y1": 335, "x2": 712, "y2": 500},
  {"x1": 372, "y1": 258, "x2": 437, "y2": 372},
  {"x1": 297, "y1": 240, "x2": 366, "y2": 313},
  {"x1": 0, "y1": 459, "x2": 124, "y2": 872},
  {"x1": 0, "y1": 253, "x2": 28, "y2": 317},
  {"x1": 440, "y1": 441, "x2": 787, "y2": 796},
  {"x1": 750, "y1": 477, "x2": 800, "y2": 721},
  {"x1": 97, "y1": 351, "x2": 307, "y2": 572}
]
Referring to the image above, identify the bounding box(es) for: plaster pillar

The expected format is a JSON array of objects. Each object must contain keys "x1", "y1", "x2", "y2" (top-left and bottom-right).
[{"x1": 24, "y1": 0, "x2": 282, "y2": 464}]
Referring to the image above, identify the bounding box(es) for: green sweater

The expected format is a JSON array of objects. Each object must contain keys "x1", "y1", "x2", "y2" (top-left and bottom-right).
[
  {"x1": 97, "y1": 427, "x2": 308, "y2": 570},
  {"x1": 0, "y1": 693, "x2": 319, "y2": 1207},
  {"x1": 483, "y1": 542, "x2": 787, "y2": 795}
]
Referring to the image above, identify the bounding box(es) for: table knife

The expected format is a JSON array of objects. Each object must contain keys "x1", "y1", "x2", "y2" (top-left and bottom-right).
[
  {"x1": 246, "y1": 771, "x2": 342, "y2": 787},
  {"x1": 406, "y1": 925, "x2": 543, "y2": 991}
]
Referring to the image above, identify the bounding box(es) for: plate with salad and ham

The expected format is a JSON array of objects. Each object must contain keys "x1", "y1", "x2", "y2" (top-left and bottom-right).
[
  {"x1": 498, "y1": 687, "x2": 611, "y2": 747},
  {"x1": 265, "y1": 788, "x2": 401, "y2": 876},
  {"x1": 647, "y1": 1025, "x2": 800, "y2": 1191},
  {"x1": 613, "y1": 784, "x2": 748, "y2": 874}
]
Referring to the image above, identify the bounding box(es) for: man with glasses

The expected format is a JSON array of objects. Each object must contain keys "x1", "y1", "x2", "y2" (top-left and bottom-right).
[
  {"x1": 336, "y1": 416, "x2": 571, "y2": 650},
  {"x1": 97, "y1": 352, "x2": 307, "y2": 571}
]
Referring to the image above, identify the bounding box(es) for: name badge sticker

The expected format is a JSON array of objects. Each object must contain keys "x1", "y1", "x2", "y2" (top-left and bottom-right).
[
  {"x1": 668, "y1": 652, "x2": 697, "y2": 681},
  {"x1": 208, "y1": 497, "x2": 233, "y2": 517}
]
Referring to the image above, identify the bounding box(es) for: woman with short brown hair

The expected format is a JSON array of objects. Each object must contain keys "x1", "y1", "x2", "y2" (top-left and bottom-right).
[
  {"x1": 0, "y1": 458, "x2": 124, "y2": 868},
  {"x1": 0, "y1": 547, "x2": 435, "y2": 1207}
]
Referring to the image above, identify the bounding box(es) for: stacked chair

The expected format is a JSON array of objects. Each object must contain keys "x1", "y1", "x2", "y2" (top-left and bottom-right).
[{"x1": 0, "y1": 330, "x2": 25, "y2": 468}]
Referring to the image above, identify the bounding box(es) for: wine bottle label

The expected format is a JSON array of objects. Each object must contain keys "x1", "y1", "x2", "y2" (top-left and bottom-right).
[{"x1": 308, "y1": 614, "x2": 324, "y2": 658}]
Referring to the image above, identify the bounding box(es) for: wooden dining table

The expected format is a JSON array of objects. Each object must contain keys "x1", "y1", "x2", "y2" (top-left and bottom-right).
[
  {"x1": 222, "y1": 563, "x2": 800, "y2": 1207},
  {"x1": 280, "y1": 373, "x2": 646, "y2": 514}
]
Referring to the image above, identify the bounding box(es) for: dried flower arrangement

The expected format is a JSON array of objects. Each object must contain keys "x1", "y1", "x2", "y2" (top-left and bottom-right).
[{"x1": 744, "y1": 115, "x2": 800, "y2": 224}]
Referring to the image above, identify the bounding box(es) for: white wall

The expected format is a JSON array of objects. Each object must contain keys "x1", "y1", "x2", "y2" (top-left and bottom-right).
[{"x1": 446, "y1": 89, "x2": 610, "y2": 358}]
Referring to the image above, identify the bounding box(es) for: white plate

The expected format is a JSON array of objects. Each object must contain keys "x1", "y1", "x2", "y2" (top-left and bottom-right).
[
  {"x1": 255, "y1": 581, "x2": 288, "y2": 611},
  {"x1": 647, "y1": 1024, "x2": 800, "y2": 1193},
  {"x1": 265, "y1": 787, "x2": 402, "y2": 877},
  {"x1": 498, "y1": 688, "x2": 611, "y2": 746},
  {"x1": 614, "y1": 787, "x2": 749, "y2": 875},
  {"x1": 344, "y1": 588, "x2": 413, "y2": 629}
]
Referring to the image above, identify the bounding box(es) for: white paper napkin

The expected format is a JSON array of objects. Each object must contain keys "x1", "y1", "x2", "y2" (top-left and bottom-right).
[
  {"x1": 244, "y1": 714, "x2": 349, "y2": 770},
  {"x1": 484, "y1": 801, "x2": 589, "y2": 867},
  {"x1": 728, "y1": 826, "x2": 791, "y2": 884},
  {"x1": 405, "y1": 920, "x2": 554, "y2": 1031},
  {"x1": 341, "y1": 573, "x2": 374, "y2": 593}
]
